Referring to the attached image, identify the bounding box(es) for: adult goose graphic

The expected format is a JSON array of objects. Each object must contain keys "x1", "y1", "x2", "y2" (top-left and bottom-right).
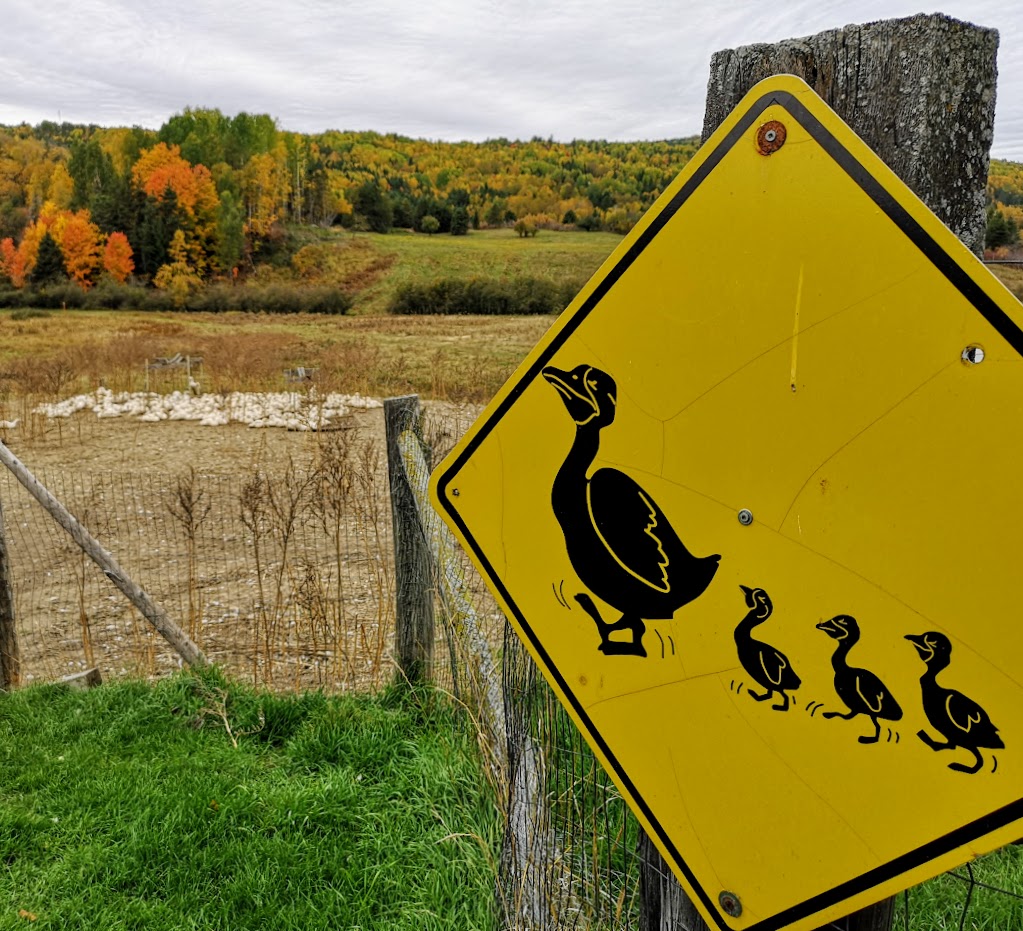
[{"x1": 543, "y1": 363, "x2": 719, "y2": 656}]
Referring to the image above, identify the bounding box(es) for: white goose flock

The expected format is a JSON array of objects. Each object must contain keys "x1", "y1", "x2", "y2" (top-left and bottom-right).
[{"x1": 32, "y1": 387, "x2": 382, "y2": 430}]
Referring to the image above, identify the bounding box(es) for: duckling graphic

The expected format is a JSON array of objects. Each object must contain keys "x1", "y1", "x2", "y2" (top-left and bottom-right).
[
  {"x1": 816, "y1": 615, "x2": 903, "y2": 744},
  {"x1": 543, "y1": 363, "x2": 720, "y2": 657},
  {"x1": 735, "y1": 586, "x2": 801, "y2": 711},
  {"x1": 905, "y1": 632, "x2": 1003, "y2": 774}
]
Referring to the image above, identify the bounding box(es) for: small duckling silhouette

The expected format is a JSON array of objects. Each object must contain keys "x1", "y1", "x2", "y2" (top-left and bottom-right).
[
  {"x1": 816, "y1": 615, "x2": 903, "y2": 744},
  {"x1": 735, "y1": 586, "x2": 801, "y2": 711},
  {"x1": 905, "y1": 632, "x2": 1003, "y2": 774}
]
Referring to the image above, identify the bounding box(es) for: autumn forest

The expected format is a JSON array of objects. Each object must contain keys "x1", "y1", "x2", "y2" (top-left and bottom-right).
[{"x1": 0, "y1": 106, "x2": 1020, "y2": 313}]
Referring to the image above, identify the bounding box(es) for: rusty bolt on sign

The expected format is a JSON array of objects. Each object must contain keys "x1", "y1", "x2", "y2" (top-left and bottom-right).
[
  {"x1": 757, "y1": 120, "x2": 787, "y2": 155},
  {"x1": 719, "y1": 891, "x2": 743, "y2": 917}
]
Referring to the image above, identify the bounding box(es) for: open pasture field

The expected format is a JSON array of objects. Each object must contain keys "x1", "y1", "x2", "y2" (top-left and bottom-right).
[
  {"x1": 293, "y1": 227, "x2": 625, "y2": 315},
  {"x1": 0, "y1": 255, "x2": 1020, "y2": 690},
  {"x1": 0, "y1": 309, "x2": 553, "y2": 413}
]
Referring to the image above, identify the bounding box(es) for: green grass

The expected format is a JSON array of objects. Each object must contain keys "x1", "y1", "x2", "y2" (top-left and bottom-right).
[
  {"x1": 894, "y1": 847, "x2": 1023, "y2": 930},
  {"x1": 295, "y1": 227, "x2": 623, "y2": 314},
  {"x1": 0, "y1": 672, "x2": 499, "y2": 930}
]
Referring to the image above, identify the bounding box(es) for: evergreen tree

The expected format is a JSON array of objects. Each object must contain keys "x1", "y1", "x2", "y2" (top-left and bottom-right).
[
  {"x1": 353, "y1": 181, "x2": 392, "y2": 233},
  {"x1": 136, "y1": 188, "x2": 181, "y2": 279},
  {"x1": 450, "y1": 207, "x2": 469, "y2": 236},
  {"x1": 30, "y1": 231, "x2": 66, "y2": 286},
  {"x1": 68, "y1": 138, "x2": 116, "y2": 213},
  {"x1": 985, "y1": 204, "x2": 1019, "y2": 250},
  {"x1": 217, "y1": 189, "x2": 245, "y2": 273},
  {"x1": 391, "y1": 195, "x2": 415, "y2": 229},
  {"x1": 484, "y1": 201, "x2": 505, "y2": 228}
]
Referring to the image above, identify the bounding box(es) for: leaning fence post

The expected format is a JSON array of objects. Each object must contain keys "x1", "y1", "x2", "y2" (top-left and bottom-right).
[
  {"x1": 636, "y1": 13, "x2": 998, "y2": 931},
  {"x1": 0, "y1": 493, "x2": 21, "y2": 690},
  {"x1": 384, "y1": 395, "x2": 435, "y2": 685},
  {"x1": 0, "y1": 441, "x2": 206, "y2": 669}
]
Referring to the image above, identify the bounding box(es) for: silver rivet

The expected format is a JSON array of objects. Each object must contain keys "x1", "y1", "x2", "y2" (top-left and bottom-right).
[
  {"x1": 719, "y1": 891, "x2": 743, "y2": 917},
  {"x1": 962, "y1": 345, "x2": 985, "y2": 365},
  {"x1": 764, "y1": 129, "x2": 777, "y2": 142},
  {"x1": 451, "y1": 488, "x2": 460, "y2": 497},
  {"x1": 738, "y1": 509, "x2": 753, "y2": 526}
]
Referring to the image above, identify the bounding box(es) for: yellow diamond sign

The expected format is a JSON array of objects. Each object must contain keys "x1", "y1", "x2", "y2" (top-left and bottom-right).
[{"x1": 430, "y1": 75, "x2": 1023, "y2": 931}]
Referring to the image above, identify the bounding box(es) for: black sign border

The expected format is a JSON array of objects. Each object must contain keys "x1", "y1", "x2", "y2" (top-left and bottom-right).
[{"x1": 436, "y1": 87, "x2": 1023, "y2": 931}]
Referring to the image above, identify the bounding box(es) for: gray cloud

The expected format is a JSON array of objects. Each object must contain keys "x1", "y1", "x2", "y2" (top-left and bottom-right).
[{"x1": 0, "y1": 0, "x2": 1019, "y2": 158}]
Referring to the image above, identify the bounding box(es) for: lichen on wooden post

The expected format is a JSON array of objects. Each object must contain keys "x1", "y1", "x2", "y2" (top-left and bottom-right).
[
  {"x1": 384, "y1": 395, "x2": 435, "y2": 685},
  {"x1": 702, "y1": 13, "x2": 998, "y2": 256},
  {"x1": 0, "y1": 493, "x2": 20, "y2": 690}
]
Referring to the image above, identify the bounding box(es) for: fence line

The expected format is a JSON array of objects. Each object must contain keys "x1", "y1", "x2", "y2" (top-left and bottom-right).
[
  {"x1": 2, "y1": 399, "x2": 1023, "y2": 929},
  {"x1": 392, "y1": 398, "x2": 1023, "y2": 931},
  {"x1": 0, "y1": 435, "x2": 397, "y2": 691}
]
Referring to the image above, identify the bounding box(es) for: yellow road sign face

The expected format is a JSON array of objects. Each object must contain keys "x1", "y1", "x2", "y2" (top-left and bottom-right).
[{"x1": 430, "y1": 75, "x2": 1023, "y2": 931}]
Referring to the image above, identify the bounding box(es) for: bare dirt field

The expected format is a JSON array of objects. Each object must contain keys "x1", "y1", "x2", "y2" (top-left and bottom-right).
[{"x1": 0, "y1": 397, "x2": 486, "y2": 692}]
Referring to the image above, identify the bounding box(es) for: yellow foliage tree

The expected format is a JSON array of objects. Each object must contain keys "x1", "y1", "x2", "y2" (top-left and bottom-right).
[
  {"x1": 132, "y1": 142, "x2": 219, "y2": 273},
  {"x1": 153, "y1": 229, "x2": 203, "y2": 307}
]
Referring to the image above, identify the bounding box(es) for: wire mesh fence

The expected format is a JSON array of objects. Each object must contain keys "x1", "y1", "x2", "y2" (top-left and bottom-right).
[
  {"x1": 1, "y1": 398, "x2": 1022, "y2": 930},
  {"x1": 0, "y1": 431, "x2": 396, "y2": 692},
  {"x1": 398, "y1": 402, "x2": 1023, "y2": 931}
]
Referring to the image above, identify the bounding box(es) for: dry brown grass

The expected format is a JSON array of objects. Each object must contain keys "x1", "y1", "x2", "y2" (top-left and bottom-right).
[
  {"x1": 0, "y1": 310, "x2": 552, "y2": 422},
  {"x1": 990, "y1": 263, "x2": 1023, "y2": 302}
]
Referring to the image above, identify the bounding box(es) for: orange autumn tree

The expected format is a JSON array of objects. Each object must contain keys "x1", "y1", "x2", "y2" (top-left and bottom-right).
[
  {"x1": 51, "y1": 209, "x2": 103, "y2": 288},
  {"x1": 0, "y1": 219, "x2": 47, "y2": 287},
  {"x1": 132, "y1": 142, "x2": 219, "y2": 273},
  {"x1": 1, "y1": 203, "x2": 121, "y2": 289},
  {"x1": 102, "y1": 231, "x2": 134, "y2": 283}
]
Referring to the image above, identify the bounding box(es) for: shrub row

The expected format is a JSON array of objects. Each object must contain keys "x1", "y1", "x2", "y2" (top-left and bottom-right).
[
  {"x1": 0, "y1": 282, "x2": 351, "y2": 314},
  {"x1": 389, "y1": 275, "x2": 586, "y2": 315}
]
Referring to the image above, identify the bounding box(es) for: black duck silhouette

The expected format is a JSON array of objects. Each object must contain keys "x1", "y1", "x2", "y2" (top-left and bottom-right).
[
  {"x1": 816, "y1": 615, "x2": 903, "y2": 744},
  {"x1": 735, "y1": 586, "x2": 800, "y2": 710},
  {"x1": 905, "y1": 632, "x2": 1003, "y2": 774},
  {"x1": 542, "y1": 363, "x2": 720, "y2": 657}
]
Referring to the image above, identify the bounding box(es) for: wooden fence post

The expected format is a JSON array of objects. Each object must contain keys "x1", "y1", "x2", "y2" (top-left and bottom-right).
[
  {"x1": 639, "y1": 13, "x2": 998, "y2": 930},
  {"x1": 0, "y1": 493, "x2": 20, "y2": 690},
  {"x1": 0, "y1": 442, "x2": 206, "y2": 669},
  {"x1": 384, "y1": 395, "x2": 435, "y2": 685},
  {"x1": 702, "y1": 13, "x2": 998, "y2": 257}
]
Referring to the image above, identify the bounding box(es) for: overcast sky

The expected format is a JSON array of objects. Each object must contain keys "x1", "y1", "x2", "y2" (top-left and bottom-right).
[{"x1": 1, "y1": 1, "x2": 1022, "y2": 159}]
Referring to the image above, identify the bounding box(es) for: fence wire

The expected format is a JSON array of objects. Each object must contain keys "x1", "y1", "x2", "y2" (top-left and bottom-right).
[
  {"x1": 1, "y1": 404, "x2": 1022, "y2": 930},
  {"x1": 0, "y1": 431, "x2": 396, "y2": 692},
  {"x1": 400, "y1": 408, "x2": 1023, "y2": 931}
]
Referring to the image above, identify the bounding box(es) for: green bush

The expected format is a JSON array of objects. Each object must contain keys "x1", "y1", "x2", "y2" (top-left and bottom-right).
[
  {"x1": 389, "y1": 275, "x2": 584, "y2": 315},
  {"x1": 9, "y1": 308, "x2": 51, "y2": 320},
  {"x1": 0, "y1": 282, "x2": 351, "y2": 315},
  {"x1": 28, "y1": 284, "x2": 87, "y2": 309},
  {"x1": 83, "y1": 281, "x2": 142, "y2": 309}
]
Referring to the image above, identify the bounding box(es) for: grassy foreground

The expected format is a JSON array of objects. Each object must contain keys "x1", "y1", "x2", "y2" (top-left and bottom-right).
[{"x1": 0, "y1": 673, "x2": 499, "y2": 930}]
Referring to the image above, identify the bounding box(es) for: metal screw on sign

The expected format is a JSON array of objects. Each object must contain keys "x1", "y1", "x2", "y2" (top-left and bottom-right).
[
  {"x1": 719, "y1": 890, "x2": 743, "y2": 917},
  {"x1": 962, "y1": 345, "x2": 985, "y2": 365},
  {"x1": 756, "y1": 120, "x2": 787, "y2": 155},
  {"x1": 451, "y1": 488, "x2": 461, "y2": 497},
  {"x1": 738, "y1": 509, "x2": 754, "y2": 526}
]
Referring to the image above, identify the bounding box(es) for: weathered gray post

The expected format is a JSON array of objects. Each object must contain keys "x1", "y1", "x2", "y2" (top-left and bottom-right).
[
  {"x1": 384, "y1": 395, "x2": 435, "y2": 684},
  {"x1": 702, "y1": 13, "x2": 998, "y2": 256},
  {"x1": 639, "y1": 14, "x2": 999, "y2": 931},
  {"x1": 0, "y1": 494, "x2": 20, "y2": 690}
]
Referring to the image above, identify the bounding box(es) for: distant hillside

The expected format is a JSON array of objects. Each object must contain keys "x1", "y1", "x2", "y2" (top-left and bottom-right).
[
  {"x1": 0, "y1": 108, "x2": 1019, "y2": 295},
  {"x1": 0, "y1": 110, "x2": 699, "y2": 289}
]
